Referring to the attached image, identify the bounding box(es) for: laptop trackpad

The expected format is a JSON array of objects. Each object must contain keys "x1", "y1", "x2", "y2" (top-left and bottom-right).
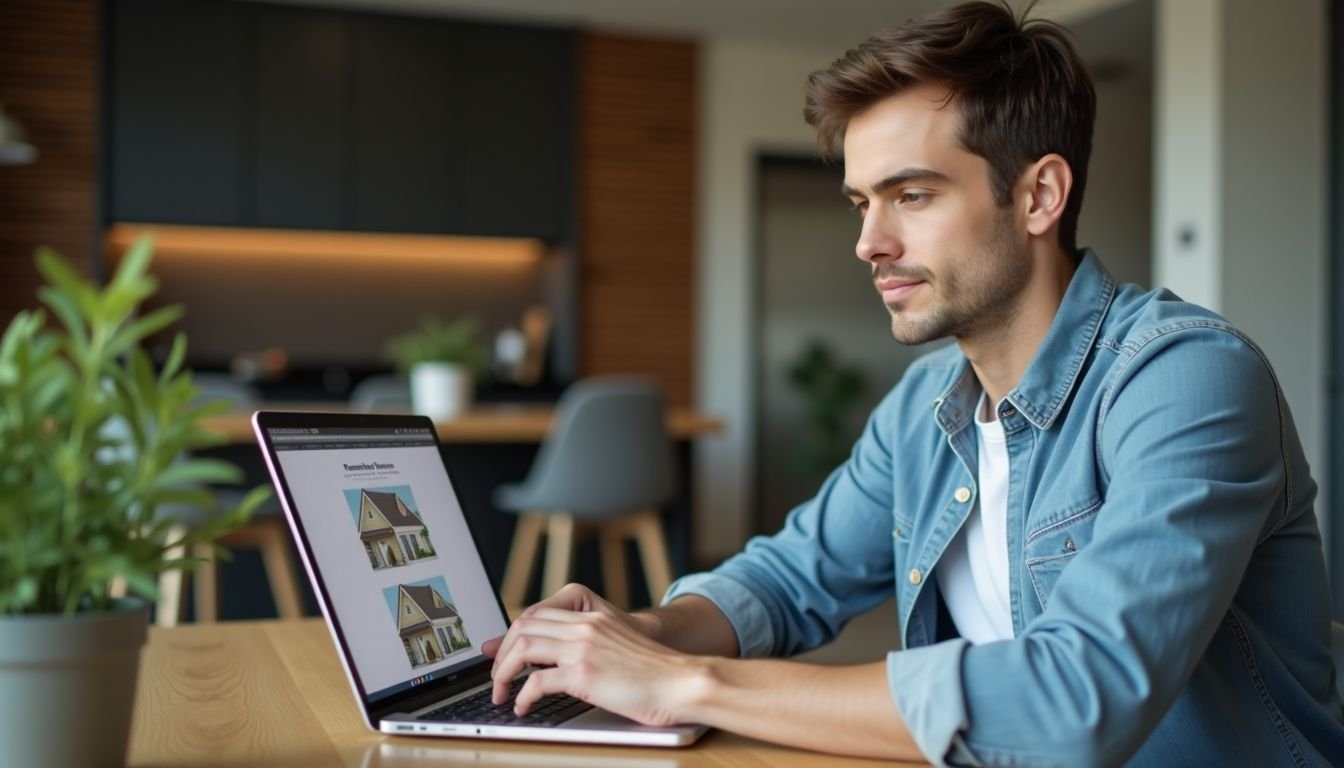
[{"x1": 560, "y1": 708, "x2": 663, "y2": 732}]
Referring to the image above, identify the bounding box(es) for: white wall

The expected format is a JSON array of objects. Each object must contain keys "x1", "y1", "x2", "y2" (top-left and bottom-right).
[
  {"x1": 695, "y1": 38, "x2": 837, "y2": 561},
  {"x1": 1154, "y1": 0, "x2": 1329, "y2": 530},
  {"x1": 1153, "y1": 0, "x2": 1223, "y2": 309},
  {"x1": 1072, "y1": 0, "x2": 1153, "y2": 288}
]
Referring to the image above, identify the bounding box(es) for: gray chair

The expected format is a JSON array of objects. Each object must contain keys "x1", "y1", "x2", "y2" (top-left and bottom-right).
[
  {"x1": 154, "y1": 374, "x2": 303, "y2": 627},
  {"x1": 350, "y1": 374, "x2": 412, "y2": 412},
  {"x1": 493, "y1": 377, "x2": 676, "y2": 611}
]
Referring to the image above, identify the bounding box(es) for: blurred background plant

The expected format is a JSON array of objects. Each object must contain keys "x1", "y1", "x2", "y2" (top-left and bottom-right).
[
  {"x1": 0, "y1": 238, "x2": 269, "y2": 616},
  {"x1": 385, "y1": 315, "x2": 489, "y2": 377},
  {"x1": 786, "y1": 339, "x2": 870, "y2": 482}
]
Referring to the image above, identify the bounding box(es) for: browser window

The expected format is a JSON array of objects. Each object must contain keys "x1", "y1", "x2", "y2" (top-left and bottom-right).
[{"x1": 269, "y1": 426, "x2": 509, "y2": 702}]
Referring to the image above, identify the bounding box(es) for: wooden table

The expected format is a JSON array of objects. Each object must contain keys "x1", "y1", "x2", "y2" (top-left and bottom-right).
[
  {"x1": 129, "y1": 619, "x2": 923, "y2": 767},
  {"x1": 201, "y1": 403, "x2": 724, "y2": 444}
]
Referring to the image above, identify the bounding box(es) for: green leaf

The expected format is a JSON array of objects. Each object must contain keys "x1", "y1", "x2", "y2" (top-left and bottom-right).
[
  {"x1": 35, "y1": 247, "x2": 98, "y2": 318},
  {"x1": 111, "y1": 234, "x2": 154, "y2": 292},
  {"x1": 160, "y1": 333, "x2": 188, "y2": 385},
  {"x1": 37, "y1": 287, "x2": 91, "y2": 364},
  {"x1": 106, "y1": 305, "x2": 184, "y2": 358},
  {"x1": 152, "y1": 459, "x2": 242, "y2": 489}
]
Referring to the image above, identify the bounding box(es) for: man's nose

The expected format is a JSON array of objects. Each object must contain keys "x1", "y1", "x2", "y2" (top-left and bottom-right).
[{"x1": 856, "y1": 208, "x2": 900, "y2": 264}]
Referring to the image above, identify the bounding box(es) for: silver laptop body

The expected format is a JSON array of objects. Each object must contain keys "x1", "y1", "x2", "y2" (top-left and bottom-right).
[{"x1": 253, "y1": 410, "x2": 707, "y2": 747}]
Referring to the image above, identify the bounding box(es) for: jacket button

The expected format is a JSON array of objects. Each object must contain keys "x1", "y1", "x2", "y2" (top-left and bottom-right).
[
  {"x1": 954, "y1": 486, "x2": 972, "y2": 503},
  {"x1": 908, "y1": 568, "x2": 923, "y2": 585}
]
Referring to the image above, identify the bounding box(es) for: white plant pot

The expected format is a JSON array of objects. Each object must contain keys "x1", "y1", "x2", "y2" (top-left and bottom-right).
[{"x1": 410, "y1": 362, "x2": 473, "y2": 420}]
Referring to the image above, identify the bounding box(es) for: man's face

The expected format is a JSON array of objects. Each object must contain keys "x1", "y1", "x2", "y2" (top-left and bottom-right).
[{"x1": 842, "y1": 85, "x2": 1031, "y2": 345}]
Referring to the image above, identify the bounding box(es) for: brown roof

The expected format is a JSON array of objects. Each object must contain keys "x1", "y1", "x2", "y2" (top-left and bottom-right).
[
  {"x1": 363, "y1": 490, "x2": 424, "y2": 528},
  {"x1": 402, "y1": 584, "x2": 460, "y2": 621}
]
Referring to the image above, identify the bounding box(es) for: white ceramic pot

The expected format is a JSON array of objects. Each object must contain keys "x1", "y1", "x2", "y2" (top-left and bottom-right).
[
  {"x1": 0, "y1": 598, "x2": 149, "y2": 768},
  {"x1": 410, "y1": 362, "x2": 473, "y2": 420}
]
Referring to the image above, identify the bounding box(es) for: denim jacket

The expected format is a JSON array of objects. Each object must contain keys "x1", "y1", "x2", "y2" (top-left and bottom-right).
[{"x1": 666, "y1": 252, "x2": 1344, "y2": 767}]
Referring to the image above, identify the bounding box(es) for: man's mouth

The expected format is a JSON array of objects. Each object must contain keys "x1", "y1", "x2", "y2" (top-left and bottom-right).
[{"x1": 876, "y1": 278, "x2": 924, "y2": 303}]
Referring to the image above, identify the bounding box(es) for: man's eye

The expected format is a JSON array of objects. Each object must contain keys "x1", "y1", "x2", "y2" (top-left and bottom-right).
[
  {"x1": 849, "y1": 201, "x2": 868, "y2": 216},
  {"x1": 900, "y1": 191, "x2": 929, "y2": 205}
]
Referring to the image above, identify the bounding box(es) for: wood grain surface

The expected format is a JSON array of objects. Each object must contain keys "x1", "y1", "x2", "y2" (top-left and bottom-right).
[{"x1": 127, "y1": 619, "x2": 926, "y2": 767}]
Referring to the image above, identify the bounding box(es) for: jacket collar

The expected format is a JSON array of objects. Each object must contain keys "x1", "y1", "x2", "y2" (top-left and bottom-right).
[{"x1": 933, "y1": 249, "x2": 1115, "y2": 434}]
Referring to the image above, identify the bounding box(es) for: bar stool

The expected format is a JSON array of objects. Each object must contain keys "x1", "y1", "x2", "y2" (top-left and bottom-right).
[{"x1": 493, "y1": 377, "x2": 676, "y2": 612}]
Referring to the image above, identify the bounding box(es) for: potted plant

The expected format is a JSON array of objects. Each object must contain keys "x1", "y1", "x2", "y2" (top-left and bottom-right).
[
  {"x1": 386, "y1": 315, "x2": 487, "y2": 420},
  {"x1": 786, "y1": 338, "x2": 870, "y2": 482},
  {"x1": 0, "y1": 238, "x2": 268, "y2": 767}
]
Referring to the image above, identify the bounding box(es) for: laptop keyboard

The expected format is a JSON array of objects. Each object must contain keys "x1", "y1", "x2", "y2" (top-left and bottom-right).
[{"x1": 421, "y1": 676, "x2": 594, "y2": 727}]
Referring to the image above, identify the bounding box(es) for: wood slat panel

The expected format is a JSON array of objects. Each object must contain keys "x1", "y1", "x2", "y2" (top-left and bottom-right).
[
  {"x1": 578, "y1": 33, "x2": 697, "y2": 406},
  {"x1": 0, "y1": 0, "x2": 97, "y2": 319}
]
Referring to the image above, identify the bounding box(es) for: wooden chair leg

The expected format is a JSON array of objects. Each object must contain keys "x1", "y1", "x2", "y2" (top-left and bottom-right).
[
  {"x1": 194, "y1": 542, "x2": 219, "y2": 624},
  {"x1": 632, "y1": 510, "x2": 674, "y2": 604},
  {"x1": 541, "y1": 514, "x2": 576, "y2": 600},
  {"x1": 155, "y1": 524, "x2": 189, "y2": 628},
  {"x1": 501, "y1": 513, "x2": 546, "y2": 611},
  {"x1": 598, "y1": 526, "x2": 630, "y2": 610},
  {"x1": 256, "y1": 519, "x2": 303, "y2": 620}
]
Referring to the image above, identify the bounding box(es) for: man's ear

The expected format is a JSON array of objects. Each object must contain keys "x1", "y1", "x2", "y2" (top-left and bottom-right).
[{"x1": 1021, "y1": 154, "x2": 1072, "y2": 238}]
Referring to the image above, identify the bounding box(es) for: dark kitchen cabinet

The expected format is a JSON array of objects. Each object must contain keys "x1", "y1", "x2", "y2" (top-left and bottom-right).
[
  {"x1": 455, "y1": 23, "x2": 576, "y2": 241},
  {"x1": 109, "y1": 0, "x2": 249, "y2": 225},
  {"x1": 349, "y1": 15, "x2": 464, "y2": 234},
  {"x1": 106, "y1": 0, "x2": 577, "y2": 242},
  {"x1": 253, "y1": 5, "x2": 349, "y2": 230}
]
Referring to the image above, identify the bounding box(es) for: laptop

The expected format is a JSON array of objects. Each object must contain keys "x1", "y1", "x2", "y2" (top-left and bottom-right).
[{"x1": 252, "y1": 410, "x2": 708, "y2": 747}]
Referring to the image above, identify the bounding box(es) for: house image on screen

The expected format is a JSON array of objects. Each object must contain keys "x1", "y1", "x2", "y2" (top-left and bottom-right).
[
  {"x1": 397, "y1": 583, "x2": 471, "y2": 667},
  {"x1": 357, "y1": 489, "x2": 436, "y2": 570}
]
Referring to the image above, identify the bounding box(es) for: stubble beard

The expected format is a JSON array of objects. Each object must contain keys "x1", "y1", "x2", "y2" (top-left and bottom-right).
[{"x1": 883, "y1": 207, "x2": 1030, "y2": 346}]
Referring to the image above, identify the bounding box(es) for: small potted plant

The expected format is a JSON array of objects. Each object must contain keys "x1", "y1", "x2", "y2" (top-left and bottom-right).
[
  {"x1": 386, "y1": 315, "x2": 488, "y2": 420},
  {"x1": 787, "y1": 338, "x2": 870, "y2": 482},
  {"x1": 0, "y1": 238, "x2": 268, "y2": 767}
]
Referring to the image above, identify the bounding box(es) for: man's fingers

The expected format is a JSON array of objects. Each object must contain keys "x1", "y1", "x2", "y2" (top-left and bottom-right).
[
  {"x1": 490, "y1": 613, "x2": 590, "y2": 676},
  {"x1": 490, "y1": 636, "x2": 563, "y2": 704},
  {"x1": 481, "y1": 636, "x2": 502, "y2": 658},
  {"x1": 514, "y1": 666, "x2": 579, "y2": 715}
]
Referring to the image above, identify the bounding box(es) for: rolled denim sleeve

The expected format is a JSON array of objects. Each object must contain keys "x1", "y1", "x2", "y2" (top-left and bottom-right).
[
  {"x1": 662, "y1": 572, "x2": 776, "y2": 657},
  {"x1": 664, "y1": 386, "x2": 905, "y2": 658},
  {"x1": 887, "y1": 639, "x2": 974, "y2": 765},
  {"x1": 925, "y1": 328, "x2": 1295, "y2": 766}
]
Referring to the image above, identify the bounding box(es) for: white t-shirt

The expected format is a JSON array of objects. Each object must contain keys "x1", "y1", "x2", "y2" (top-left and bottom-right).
[{"x1": 934, "y1": 393, "x2": 1014, "y2": 643}]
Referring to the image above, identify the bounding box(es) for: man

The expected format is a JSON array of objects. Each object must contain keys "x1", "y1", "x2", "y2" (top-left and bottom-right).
[{"x1": 483, "y1": 2, "x2": 1344, "y2": 765}]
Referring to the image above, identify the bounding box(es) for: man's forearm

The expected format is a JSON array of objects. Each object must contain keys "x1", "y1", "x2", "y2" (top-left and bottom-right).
[
  {"x1": 677, "y1": 657, "x2": 924, "y2": 761},
  {"x1": 633, "y1": 595, "x2": 740, "y2": 657}
]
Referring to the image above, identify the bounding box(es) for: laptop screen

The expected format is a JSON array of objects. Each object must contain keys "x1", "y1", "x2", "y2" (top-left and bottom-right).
[{"x1": 261, "y1": 418, "x2": 509, "y2": 703}]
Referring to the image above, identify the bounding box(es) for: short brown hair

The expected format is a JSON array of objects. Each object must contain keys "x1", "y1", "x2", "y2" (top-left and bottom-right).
[{"x1": 804, "y1": 0, "x2": 1095, "y2": 254}]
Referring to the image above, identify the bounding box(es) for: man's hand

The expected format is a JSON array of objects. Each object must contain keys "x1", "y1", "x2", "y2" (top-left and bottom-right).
[{"x1": 480, "y1": 583, "x2": 705, "y2": 726}]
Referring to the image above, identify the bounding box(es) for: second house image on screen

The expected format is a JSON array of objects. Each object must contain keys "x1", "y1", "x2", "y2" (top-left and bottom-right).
[
  {"x1": 384, "y1": 577, "x2": 473, "y2": 668},
  {"x1": 345, "y1": 486, "x2": 437, "y2": 571}
]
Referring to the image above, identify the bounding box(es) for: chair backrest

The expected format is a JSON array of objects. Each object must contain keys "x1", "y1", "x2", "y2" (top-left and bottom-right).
[
  {"x1": 193, "y1": 373, "x2": 259, "y2": 409},
  {"x1": 350, "y1": 374, "x2": 411, "y2": 412},
  {"x1": 517, "y1": 377, "x2": 674, "y2": 517}
]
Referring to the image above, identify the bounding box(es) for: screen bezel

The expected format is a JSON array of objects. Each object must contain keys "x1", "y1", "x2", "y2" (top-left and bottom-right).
[{"x1": 252, "y1": 410, "x2": 513, "y2": 725}]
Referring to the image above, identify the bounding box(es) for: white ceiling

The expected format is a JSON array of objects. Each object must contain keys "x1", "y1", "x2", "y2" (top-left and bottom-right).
[{"x1": 257, "y1": 0, "x2": 1136, "y2": 48}]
